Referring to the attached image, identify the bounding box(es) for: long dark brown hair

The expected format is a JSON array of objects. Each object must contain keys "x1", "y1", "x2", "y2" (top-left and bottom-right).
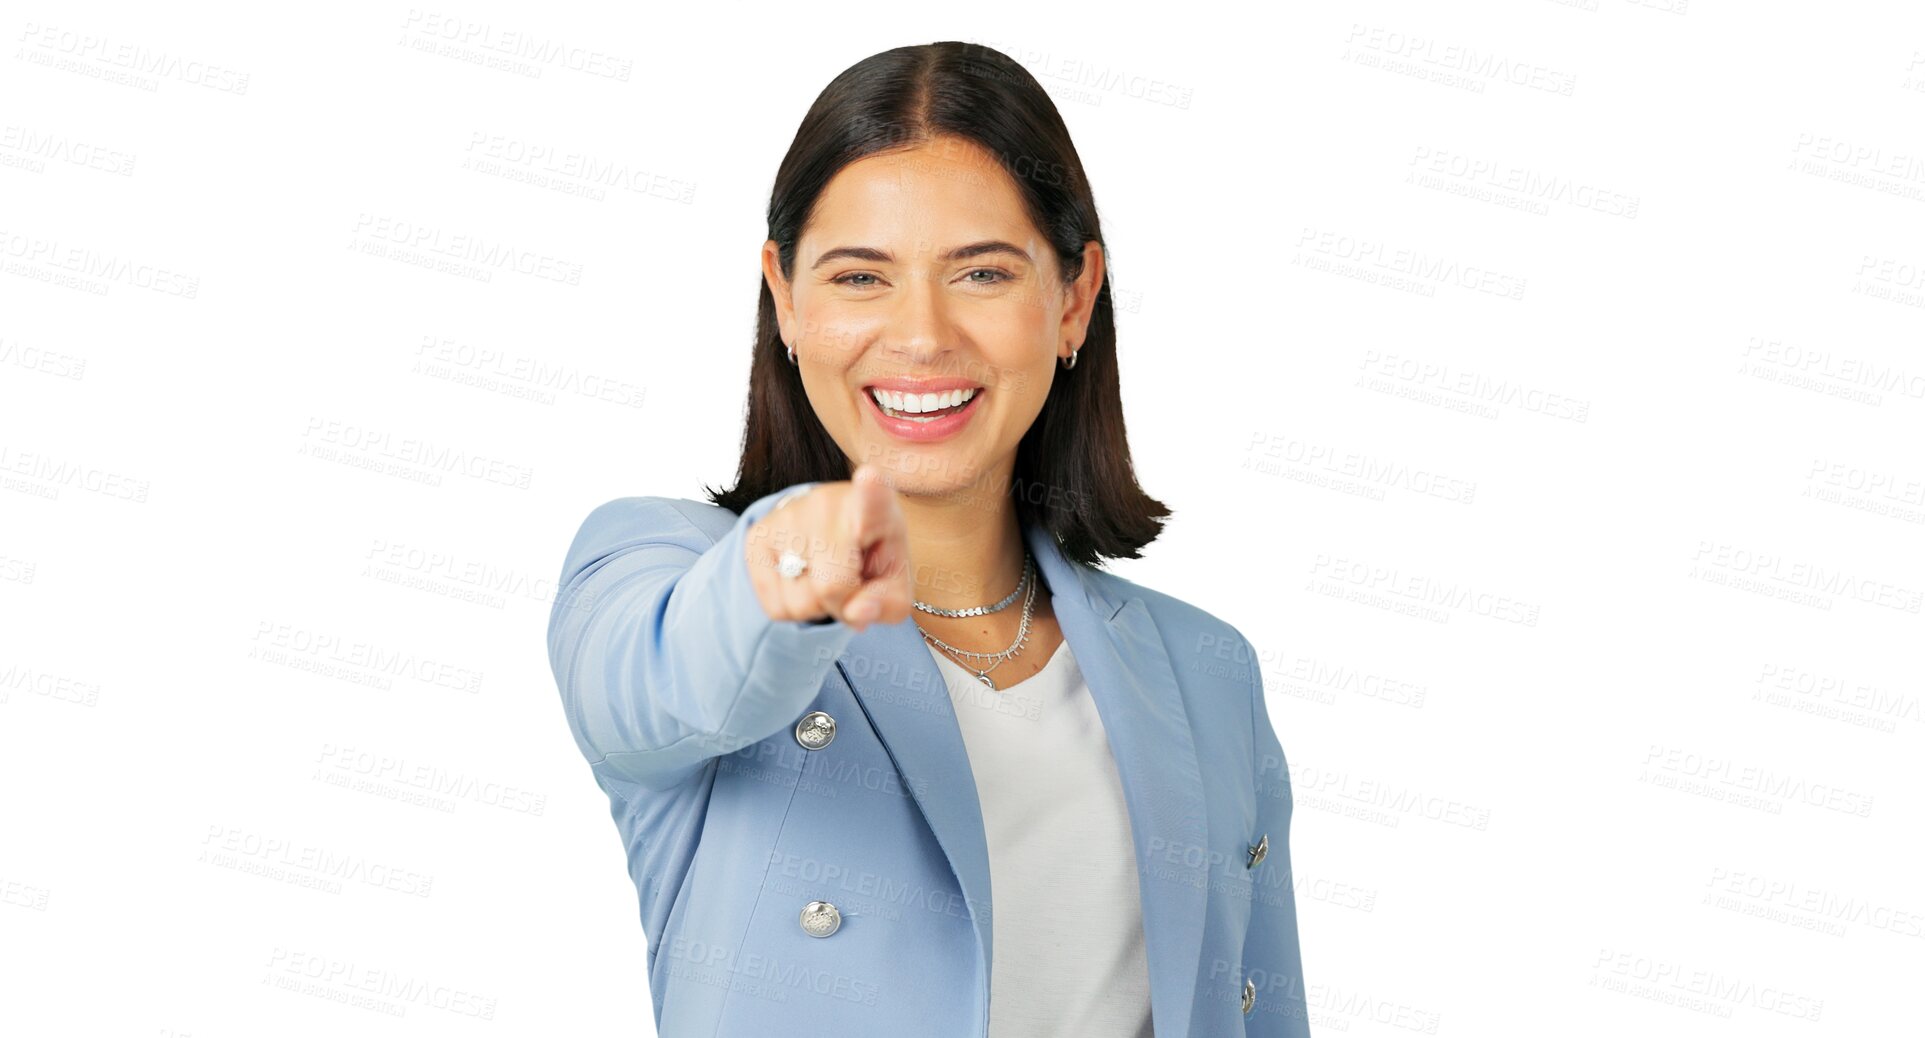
[{"x1": 703, "y1": 41, "x2": 1168, "y2": 567}]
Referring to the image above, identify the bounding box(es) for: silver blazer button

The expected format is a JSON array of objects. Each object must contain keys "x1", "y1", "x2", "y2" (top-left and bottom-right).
[
  {"x1": 1247, "y1": 833, "x2": 1269, "y2": 868},
  {"x1": 1242, "y1": 976, "x2": 1256, "y2": 1014},
  {"x1": 800, "y1": 900, "x2": 841, "y2": 937},
  {"x1": 794, "y1": 711, "x2": 837, "y2": 750}
]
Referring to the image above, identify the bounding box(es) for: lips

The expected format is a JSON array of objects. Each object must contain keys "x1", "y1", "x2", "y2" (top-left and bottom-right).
[{"x1": 860, "y1": 382, "x2": 984, "y2": 443}]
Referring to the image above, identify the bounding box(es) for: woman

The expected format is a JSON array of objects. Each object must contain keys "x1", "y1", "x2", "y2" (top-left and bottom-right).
[{"x1": 546, "y1": 41, "x2": 1311, "y2": 1037}]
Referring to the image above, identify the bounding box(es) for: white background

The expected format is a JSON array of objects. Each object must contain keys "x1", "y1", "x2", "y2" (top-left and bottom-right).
[{"x1": 4, "y1": 1, "x2": 1922, "y2": 1035}]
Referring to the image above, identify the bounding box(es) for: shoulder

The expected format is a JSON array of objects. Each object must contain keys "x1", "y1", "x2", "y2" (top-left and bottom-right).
[
  {"x1": 574, "y1": 495, "x2": 738, "y2": 544},
  {"x1": 1081, "y1": 567, "x2": 1271, "y2": 784},
  {"x1": 557, "y1": 495, "x2": 741, "y2": 583},
  {"x1": 1083, "y1": 567, "x2": 1260, "y2": 689}
]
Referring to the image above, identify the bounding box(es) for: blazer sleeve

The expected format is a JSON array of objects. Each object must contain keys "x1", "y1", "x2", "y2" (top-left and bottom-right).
[
  {"x1": 1244, "y1": 642, "x2": 1314, "y2": 1036},
  {"x1": 545, "y1": 482, "x2": 859, "y2": 792}
]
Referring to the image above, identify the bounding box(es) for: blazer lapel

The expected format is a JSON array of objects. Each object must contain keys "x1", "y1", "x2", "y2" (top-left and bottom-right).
[
  {"x1": 835, "y1": 520, "x2": 1210, "y2": 1038},
  {"x1": 1026, "y1": 520, "x2": 1210, "y2": 1038},
  {"x1": 834, "y1": 616, "x2": 999, "y2": 987}
]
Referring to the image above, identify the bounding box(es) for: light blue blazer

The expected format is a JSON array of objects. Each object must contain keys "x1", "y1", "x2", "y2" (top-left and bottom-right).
[{"x1": 545, "y1": 482, "x2": 1312, "y2": 1036}]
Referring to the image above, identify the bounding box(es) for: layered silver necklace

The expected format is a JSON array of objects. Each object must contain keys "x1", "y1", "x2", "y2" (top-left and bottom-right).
[{"x1": 913, "y1": 549, "x2": 1036, "y2": 690}]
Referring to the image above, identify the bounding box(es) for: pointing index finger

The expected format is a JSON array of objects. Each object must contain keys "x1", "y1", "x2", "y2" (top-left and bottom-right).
[{"x1": 845, "y1": 464, "x2": 900, "y2": 553}]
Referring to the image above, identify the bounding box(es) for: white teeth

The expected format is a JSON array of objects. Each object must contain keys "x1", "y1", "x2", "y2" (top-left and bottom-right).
[{"x1": 869, "y1": 386, "x2": 978, "y2": 416}]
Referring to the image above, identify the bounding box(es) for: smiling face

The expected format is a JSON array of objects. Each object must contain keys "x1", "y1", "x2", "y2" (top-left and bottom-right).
[{"x1": 763, "y1": 134, "x2": 1103, "y2": 501}]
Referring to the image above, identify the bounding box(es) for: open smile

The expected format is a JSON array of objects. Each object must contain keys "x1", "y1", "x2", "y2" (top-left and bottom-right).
[{"x1": 860, "y1": 379, "x2": 985, "y2": 443}]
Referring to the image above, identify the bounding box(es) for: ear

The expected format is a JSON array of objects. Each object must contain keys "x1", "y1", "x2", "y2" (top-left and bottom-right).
[
  {"x1": 762, "y1": 240, "x2": 796, "y2": 350},
  {"x1": 1058, "y1": 240, "x2": 1105, "y2": 360}
]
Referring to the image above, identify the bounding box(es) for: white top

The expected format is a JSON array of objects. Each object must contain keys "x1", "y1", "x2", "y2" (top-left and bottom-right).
[{"x1": 927, "y1": 638, "x2": 1155, "y2": 1038}]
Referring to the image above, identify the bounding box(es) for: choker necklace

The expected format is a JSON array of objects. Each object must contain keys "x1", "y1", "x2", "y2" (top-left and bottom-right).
[
  {"x1": 914, "y1": 551, "x2": 1037, "y2": 690},
  {"x1": 912, "y1": 550, "x2": 1030, "y2": 617}
]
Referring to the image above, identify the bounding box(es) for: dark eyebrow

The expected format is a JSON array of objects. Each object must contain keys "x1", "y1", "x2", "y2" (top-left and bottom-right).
[{"x1": 811, "y1": 240, "x2": 1032, "y2": 270}]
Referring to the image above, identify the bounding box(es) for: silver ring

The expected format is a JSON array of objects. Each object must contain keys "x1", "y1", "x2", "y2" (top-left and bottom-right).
[{"x1": 777, "y1": 550, "x2": 809, "y2": 580}]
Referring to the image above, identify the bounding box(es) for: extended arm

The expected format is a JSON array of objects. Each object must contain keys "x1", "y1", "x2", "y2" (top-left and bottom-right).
[{"x1": 545, "y1": 484, "x2": 857, "y2": 791}]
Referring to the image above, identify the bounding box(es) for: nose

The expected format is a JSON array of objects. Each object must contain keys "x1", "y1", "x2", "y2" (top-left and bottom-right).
[{"x1": 879, "y1": 266, "x2": 951, "y2": 366}]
